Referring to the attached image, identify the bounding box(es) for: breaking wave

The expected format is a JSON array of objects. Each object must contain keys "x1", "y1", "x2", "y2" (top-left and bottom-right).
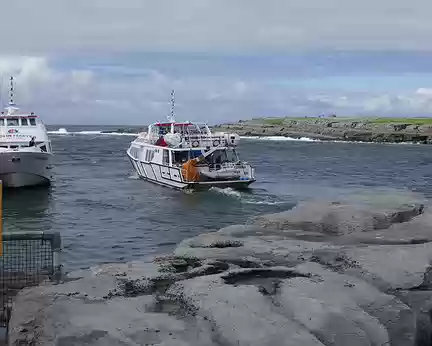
[
  {"x1": 240, "y1": 135, "x2": 422, "y2": 145},
  {"x1": 48, "y1": 128, "x2": 138, "y2": 136},
  {"x1": 241, "y1": 136, "x2": 319, "y2": 142}
]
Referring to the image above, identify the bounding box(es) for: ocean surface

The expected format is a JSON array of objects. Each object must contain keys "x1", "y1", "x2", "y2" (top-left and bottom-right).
[{"x1": 3, "y1": 125, "x2": 432, "y2": 272}]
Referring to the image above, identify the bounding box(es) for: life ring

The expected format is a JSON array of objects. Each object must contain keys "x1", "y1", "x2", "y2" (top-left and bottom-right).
[
  {"x1": 213, "y1": 140, "x2": 220, "y2": 147},
  {"x1": 192, "y1": 141, "x2": 199, "y2": 147}
]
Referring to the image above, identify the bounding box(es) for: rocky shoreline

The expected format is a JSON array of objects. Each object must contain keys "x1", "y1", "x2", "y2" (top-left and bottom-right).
[
  {"x1": 212, "y1": 117, "x2": 432, "y2": 144},
  {"x1": 8, "y1": 197, "x2": 432, "y2": 346}
]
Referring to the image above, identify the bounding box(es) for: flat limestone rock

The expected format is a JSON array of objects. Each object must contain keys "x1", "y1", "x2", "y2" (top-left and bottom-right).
[
  {"x1": 254, "y1": 201, "x2": 424, "y2": 237},
  {"x1": 8, "y1": 199, "x2": 432, "y2": 346}
]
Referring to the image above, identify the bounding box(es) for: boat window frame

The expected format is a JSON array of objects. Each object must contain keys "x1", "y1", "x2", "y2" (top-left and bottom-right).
[
  {"x1": 145, "y1": 149, "x2": 155, "y2": 162},
  {"x1": 21, "y1": 118, "x2": 29, "y2": 126},
  {"x1": 29, "y1": 118, "x2": 37, "y2": 126},
  {"x1": 162, "y1": 149, "x2": 170, "y2": 166},
  {"x1": 172, "y1": 150, "x2": 190, "y2": 165},
  {"x1": 7, "y1": 118, "x2": 19, "y2": 126}
]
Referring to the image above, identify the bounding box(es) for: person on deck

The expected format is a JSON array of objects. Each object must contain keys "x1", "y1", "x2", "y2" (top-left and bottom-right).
[
  {"x1": 29, "y1": 136, "x2": 36, "y2": 147},
  {"x1": 155, "y1": 135, "x2": 168, "y2": 147}
]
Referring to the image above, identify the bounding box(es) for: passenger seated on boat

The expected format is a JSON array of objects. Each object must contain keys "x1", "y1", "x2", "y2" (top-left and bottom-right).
[{"x1": 155, "y1": 135, "x2": 168, "y2": 147}]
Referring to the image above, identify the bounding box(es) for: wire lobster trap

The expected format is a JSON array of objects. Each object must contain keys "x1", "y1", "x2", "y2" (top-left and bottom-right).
[{"x1": 0, "y1": 182, "x2": 62, "y2": 343}]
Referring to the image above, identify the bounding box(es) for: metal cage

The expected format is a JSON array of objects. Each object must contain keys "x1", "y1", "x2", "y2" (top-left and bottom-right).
[{"x1": 0, "y1": 231, "x2": 62, "y2": 341}]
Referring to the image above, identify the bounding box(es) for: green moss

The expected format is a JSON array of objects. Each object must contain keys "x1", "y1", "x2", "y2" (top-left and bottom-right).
[
  {"x1": 262, "y1": 118, "x2": 286, "y2": 125},
  {"x1": 367, "y1": 117, "x2": 432, "y2": 125}
]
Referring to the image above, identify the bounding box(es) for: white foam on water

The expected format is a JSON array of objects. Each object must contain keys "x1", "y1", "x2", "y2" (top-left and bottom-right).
[
  {"x1": 240, "y1": 135, "x2": 423, "y2": 145},
  {"x1": 128, "y1": 173, "x2": 140, "y2": 180},
  {"x1": 47, "y1": 128, "x2": 138, "y2": 136},
  {"x1": 241, "y1": 136, "x2": 318, "y2": 142},
  {"x1": 241, "y1": 199, "x2": 287, "y2": 205},
  {"x1": 209, "y1": 186, "x2": 289, "y2": 206},
  {"x1": 210, "y1": 187, "x2": 242, "y2": 198}
]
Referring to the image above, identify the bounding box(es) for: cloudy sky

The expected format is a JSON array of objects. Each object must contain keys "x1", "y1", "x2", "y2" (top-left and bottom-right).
[{"x1": 0, "y1": 0, "x2": 432, "y2": 125}]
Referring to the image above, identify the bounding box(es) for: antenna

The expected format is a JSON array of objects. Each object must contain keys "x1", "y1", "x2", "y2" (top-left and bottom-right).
[{"x1": 9, "y1": 76, "x2": 14, "y2": 106}]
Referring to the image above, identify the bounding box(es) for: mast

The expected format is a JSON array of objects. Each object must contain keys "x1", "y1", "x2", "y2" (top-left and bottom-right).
[
  {"x1": 9, "y1": 76, "x2": 15, "y2": 106},
  {"x1": 169, "y1": 89, "x2": 175, "y2": 133},
  {"x1": 5, "y1": 77, "x2": 18, "y2": 115}
]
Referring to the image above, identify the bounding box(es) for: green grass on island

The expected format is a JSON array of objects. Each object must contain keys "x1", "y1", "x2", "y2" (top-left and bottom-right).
[
  {"x1": 258, "y1": 117, "x2": 432, "y2": 126},
  {"x1": 367, "y1": 117, "x2": 432, "y2": 125}
]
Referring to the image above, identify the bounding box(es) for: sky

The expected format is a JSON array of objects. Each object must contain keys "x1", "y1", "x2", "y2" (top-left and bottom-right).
[{"x1": 0, "y1": 0, "x2": 432, "y2": 125}]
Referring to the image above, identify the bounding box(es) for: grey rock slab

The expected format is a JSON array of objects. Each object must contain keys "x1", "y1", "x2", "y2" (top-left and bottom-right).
[
  {"x1": 254, "y1": 201, "x2": 424, "y2": 236},
  {"x1": 346, "y1": 243, "x2": 432, "y2": 290},
  {"x1": 291, "y1": 262, "x2": 415, "y2": 346},
  {"x1": 175, "y1": 272, "x2": 325, "y2": 346}
]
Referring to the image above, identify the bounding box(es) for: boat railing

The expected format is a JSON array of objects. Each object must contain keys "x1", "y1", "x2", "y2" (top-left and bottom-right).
[
  {"x1": 208, "y1": 161, "x2": 244, "y2": 171},
  {"x1": 183, "y1": 134, "x2": 227, "y2": 148},
  {"x1": 145, "y1": 132, "x2": 228, "y2": 148}
]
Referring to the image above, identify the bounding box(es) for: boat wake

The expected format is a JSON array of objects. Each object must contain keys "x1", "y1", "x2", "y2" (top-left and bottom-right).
[
  {"x1": 48, "y1": 128, "x2": 138, "y2": 136},
  {"x1": 210, "y1": 187, "x2": 242, "y2": 198},
  {"x1": 128, "y1": 173, "x2": 140, "y2": 180},
  {"x1": 209, "y1": 187, "x2": 287, "y2": 206}
]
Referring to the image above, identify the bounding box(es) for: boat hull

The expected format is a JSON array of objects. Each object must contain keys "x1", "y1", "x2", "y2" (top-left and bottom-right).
[
  {"x1": 0, "y1": 152, "x2": 53, "y2": 188},
  {"x1": 187, "y1": 179, "x2": 255, "y2": 190},
  {"x1": 127, "y1": 153, "x2": 254, "y2": 190}
]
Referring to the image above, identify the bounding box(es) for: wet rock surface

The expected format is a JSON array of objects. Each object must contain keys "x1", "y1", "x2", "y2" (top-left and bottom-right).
[{"x1": 9, "y1": 199, "x2": 432, "y2": 345}]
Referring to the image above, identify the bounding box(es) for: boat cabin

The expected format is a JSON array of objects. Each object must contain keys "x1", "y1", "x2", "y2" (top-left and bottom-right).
[
  {"x1": 144, "y1": 121, "x2": 236, "y2": 149},
  {"x1": 148, "y1": 121, "x2": 210, "y2": 139},
  {"x1": 171, "y1": 147, "x2": 239, "y2": 166},
  {"x1": 0, "y1": 109, "x2": 50, "y2": 151},
  {"x1": 0, "y1": 113, "x2": 39, "y2": 127}
]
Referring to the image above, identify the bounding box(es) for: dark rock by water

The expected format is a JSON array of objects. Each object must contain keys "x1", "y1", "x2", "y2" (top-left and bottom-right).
[
  {"x1": 9, "y1": 199, "x2": 432, "y2": 345},
  {"x1": 100, "y1": 128, "x2": 142, "y2": 134}
]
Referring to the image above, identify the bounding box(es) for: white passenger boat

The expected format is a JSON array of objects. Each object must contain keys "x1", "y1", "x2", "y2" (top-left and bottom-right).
[
  {"x1": 0, "y1": 77, "x2": 53, "y2": 187},
  {"x1": 127, "y1": 91, "x2": 255, "y2": 190}
]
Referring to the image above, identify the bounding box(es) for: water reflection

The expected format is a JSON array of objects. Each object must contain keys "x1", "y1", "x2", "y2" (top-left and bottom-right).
[{"x1": 3, "y1": 186, "x2": 53, "y2": 233}]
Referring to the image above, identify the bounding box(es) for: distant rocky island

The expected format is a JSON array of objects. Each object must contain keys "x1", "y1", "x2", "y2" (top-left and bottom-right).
[
  {"x1": 100, "y1": 128, "x2": 141, "y2": 134},
  {"x1": 212, "y1": 116, "x2": 432, "y2": 144}
]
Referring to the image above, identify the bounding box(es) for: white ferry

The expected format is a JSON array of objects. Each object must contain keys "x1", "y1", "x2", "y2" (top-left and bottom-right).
[
  {"x1": 126, "y1": 91, "x2": 255, "y2": 190},
  {"x1": 0, "y1": 77, "x2": 53, "y2": 187}
]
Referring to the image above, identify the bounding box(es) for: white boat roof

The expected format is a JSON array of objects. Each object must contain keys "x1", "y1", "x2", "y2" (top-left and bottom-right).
[{"x1": 1, "y1": 105, "x2": 39, "y2": 118}]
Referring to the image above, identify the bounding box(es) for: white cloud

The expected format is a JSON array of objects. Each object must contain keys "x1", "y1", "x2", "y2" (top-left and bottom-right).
[
  {"x1": 2, "y1": 55, "x2": 432, "y2": 125},
  {"x1": 0, "y1": 0, "x2": 431, "y2": 54},
  {"x1": 0, "y1": 56, "x2": 96, "y2": 120},
  {"x1": 416, "y1": 88, "x2": 432, "y2": 96}
]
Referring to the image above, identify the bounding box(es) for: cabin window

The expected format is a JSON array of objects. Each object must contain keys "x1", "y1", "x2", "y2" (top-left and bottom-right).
[
  {"x1": 130, "y1": 148, "x2": 138, "y2": 159},
  {"x1": 190, "y1": 150, "x2": 202, "y2": 159},
  {"x1": 7, "y1": 118, "x2": 19, "y2": 126},
  {"x1": 29, "y1": 118, "x2": 36, "y2": 126},
  {"x1": 145, "y1": 149, "x2": 155, "y2": 162},
  {"x1": 0, "y1": 119, "x2": 4, "y2": 126},
  {"x1": 173, "y1": 151, "x2": 189, "y2": 164},
  {"x1": 21, "y1": 118, "x2": 28, "y2": 126},
  {"x1": 163, "y1": 150, "x2": 169, "y2": 165}
]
